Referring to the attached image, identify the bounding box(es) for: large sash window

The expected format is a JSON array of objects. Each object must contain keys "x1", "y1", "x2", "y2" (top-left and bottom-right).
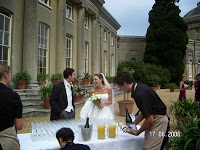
[
  {"x1": 0, "y1": 13, "x2": 10, "y2": 64},
  {"x1": 38, "y1": 23, "x2": 49, "y2": 73}
]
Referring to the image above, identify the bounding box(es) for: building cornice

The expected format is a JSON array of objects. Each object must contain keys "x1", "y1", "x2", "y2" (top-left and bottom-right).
[{"x1": 184, "y1": 14, "x2": 200, "y2": 24}]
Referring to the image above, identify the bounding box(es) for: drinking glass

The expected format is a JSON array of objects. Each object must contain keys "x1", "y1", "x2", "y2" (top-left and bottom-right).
[{"x1": 97, "y1": 124, "x2": 105, "y2": 139}]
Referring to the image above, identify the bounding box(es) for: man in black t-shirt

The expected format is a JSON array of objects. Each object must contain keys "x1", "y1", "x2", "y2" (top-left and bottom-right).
[
  {"x1": 0, "y1": 64, "x2": 23, "y2": 150},
  {"x1": 113, "y1": 72, "x2": 169, "y2": 150}
]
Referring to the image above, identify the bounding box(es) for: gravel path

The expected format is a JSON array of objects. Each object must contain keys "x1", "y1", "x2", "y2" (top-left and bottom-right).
[{"x1": 18, "y1": 89, "x2": 195, "y2": 134}]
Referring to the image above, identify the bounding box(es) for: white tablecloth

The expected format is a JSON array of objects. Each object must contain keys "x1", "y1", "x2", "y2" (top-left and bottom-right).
[{"x1": 18, "y1": 132, "x2": 144, "y2": 150}]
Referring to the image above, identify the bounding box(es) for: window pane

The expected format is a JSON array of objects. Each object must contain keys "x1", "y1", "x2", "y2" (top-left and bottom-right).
[
  {"x1": 41, "y1": 25, "x2": 44, "y2": 37},
  {"x1": 0, "y1": 15, "x2": 4, "y2": 30},
  {"x1": 4, "y1": 32, "x2": 9, "y2": 45},
  {"x1": 0, "y1": 31, "x2": 2, "y2": 45},
  {"x1": 41, "y1": 37, "x2": 44, "y2": 45},
  {"x1": 0, "y1": 47, "x2": 2, "y2": 60},
  {"x1": 5, "y1": 17, "x2": 10, "y2": 32},
  {"x1": 3, "y1": 47, "x2": 8, "y2": 61}
]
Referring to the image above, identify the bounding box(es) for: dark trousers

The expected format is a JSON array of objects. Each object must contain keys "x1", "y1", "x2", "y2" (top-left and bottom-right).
[{"x1": 60, "y1": 110, "x2": 75, "y2": 119}]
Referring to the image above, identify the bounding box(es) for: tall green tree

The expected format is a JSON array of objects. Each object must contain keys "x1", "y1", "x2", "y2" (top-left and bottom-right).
[{"x1": 143, "y1": 0, "x2": 188, "y2": 83}]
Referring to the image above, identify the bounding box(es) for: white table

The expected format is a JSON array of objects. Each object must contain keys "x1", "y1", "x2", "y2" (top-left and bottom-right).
[
  {"x1": 18, "y1": 132, "x2": 144, "y2": 150},
  {"x1": 18, "y1": 119, "x2": 144, "y2": 150}
]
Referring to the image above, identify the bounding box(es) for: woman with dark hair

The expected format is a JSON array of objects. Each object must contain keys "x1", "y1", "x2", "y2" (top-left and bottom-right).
[
  {"x1": 178, "y1": 76, "x2": 186, "y2": 101},
  {"x1": 80, "y1": 73, "x2": 114, "y2": 120}
]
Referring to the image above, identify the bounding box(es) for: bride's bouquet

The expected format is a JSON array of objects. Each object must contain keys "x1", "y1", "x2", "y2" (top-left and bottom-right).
[{"x1": 89, "y1": 93, "x2": 101, "y2": 105}]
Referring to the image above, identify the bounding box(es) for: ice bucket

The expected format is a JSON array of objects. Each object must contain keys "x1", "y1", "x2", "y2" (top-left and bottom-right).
[{"x1": 79, "y1": 125, "x2": 93, "y2": 141}]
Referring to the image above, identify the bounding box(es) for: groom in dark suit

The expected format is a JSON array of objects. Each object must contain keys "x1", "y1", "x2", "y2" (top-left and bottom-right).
[{"x1": 50, "y1": 68, "x2": 76, "y2": 120}]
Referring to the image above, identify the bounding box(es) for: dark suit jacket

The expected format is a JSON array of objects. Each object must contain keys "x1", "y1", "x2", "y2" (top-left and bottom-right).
[
  {"x1": 61, "y1": 142, "x2": 90, "y2": 150},
  {"x1": 50, "y1": 81, "x2": 75, "y2": 120}
]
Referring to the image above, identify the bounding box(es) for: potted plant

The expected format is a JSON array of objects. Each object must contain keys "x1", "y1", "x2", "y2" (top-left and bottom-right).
[
  {"x1": 73, "y1": 85, "x2": 85, "y2": 102},
  {"x1": 170, "y1": 98, "x2": 200, "y2": 128},
  {"x1": 81, "y1": 72, "x2": 90, "y2": 86},
  {"x1": 39, "y1": 83, "x2": 53, "y2": 109},
  {"x1": 167, "y1": 83, "x2": 177, "y2": 92},
  {"x1": 117, "y1": 92, "x2": 134, "y2": 117},
  {"x1": 51, "y1": 73, "x2": 63, "y2": 85},
  {"x1": 13, "y1": 71, "x2": 31, "y2": 89},
  {"x1": 37, "y1": 73, "x2": 48, "y2": 86},
  {"x1": 105, "y1": 76, "x2": 114, "y2": 83},
  {"x1": 169, "y1": 114, "x2": 200, "y2": 149},
  {"x1": 73, "y1": 74, "x2": 81, "y2": 86}
]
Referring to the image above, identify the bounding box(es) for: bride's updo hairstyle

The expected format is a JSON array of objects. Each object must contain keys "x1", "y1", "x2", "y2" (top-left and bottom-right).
[{"x1": 94, "y1": 73, "x2": 105, "y2": 85}]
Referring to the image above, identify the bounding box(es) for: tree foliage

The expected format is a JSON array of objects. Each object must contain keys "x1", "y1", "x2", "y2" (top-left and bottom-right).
[
  {"x1": 144, "y1": 0, "x2": 188, "y2": 83},
  {"x1": 117, "y1": 60, "x2": 171, "y2": 87}
]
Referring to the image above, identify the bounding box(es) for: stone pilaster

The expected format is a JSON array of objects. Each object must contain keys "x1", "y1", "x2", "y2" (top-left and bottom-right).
[
  {"x1": 99, "y1": 24, "x2": 104, "y2": 72},
  {"x1": 23, "y1": 0, "x2": 39, "y2": 88},
  {"x1": 77, "y1": 4, "x2": 86, "y2": 75},
  {"x1": 56, "y1": 0, "x2": 66, "y2": 73},
  {"x1": 91, "y1": 15, "x2": 99, "y2": 74}
]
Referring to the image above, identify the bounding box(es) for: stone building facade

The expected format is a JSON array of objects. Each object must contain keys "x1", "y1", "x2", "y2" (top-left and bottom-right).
[
  {"x1": 117, "y1": 36, "x2": 146, "y2": 62},
  {"x1": 184, "y1": 2, "x2": 200, "y2": 80},
  {"x1": 0, "y1": 0, "x2": 120, "y2": 84}
]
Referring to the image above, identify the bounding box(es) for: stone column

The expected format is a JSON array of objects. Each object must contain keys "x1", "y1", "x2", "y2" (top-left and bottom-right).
[
  {"x1": 91, "y1": 15, "x2": 99, "y2": 74},
  {"x1": 23, "y1": 0, "x2": 39, "y2": 88},
  {"x1": 56, "y1": 0, "x2": 66, "y2": 73},
  {"x1": 99, "y1": 24, "x2": 104, "y2": 73},
  {"x1": 77, "y1": 4, "x2": 85, "y2": 75}
]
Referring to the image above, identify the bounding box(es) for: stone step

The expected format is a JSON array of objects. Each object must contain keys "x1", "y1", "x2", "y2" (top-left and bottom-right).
[
  {"x1": 20, "y1": 85, "x2": 123, "y2": 118},
  {"x1": 22, "y1": 108, "x2": 50, "y2": 118},
  {"x1": 22, "y1": 101, "x2": 44, "y2": 109}
]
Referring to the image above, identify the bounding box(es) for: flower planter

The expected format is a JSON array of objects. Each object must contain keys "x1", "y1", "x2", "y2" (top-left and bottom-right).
[
  {"x1": 52, "y1": 80, "x2": 61, "y2": 85},
  {"x1": 73, "y1": 79, "x2": 79, "y2": 86},
  {"x1": 44, "y1": 97, "x2": 51, "y2": 109},
  {"x1": 16, "y1": 80, "x2": 27, "y2": 89},
  {"x1": 75, "y1": 94, "x2": 84, "y2": 102},
  {"x1": 81, "y1": 79, "x2": 90, "y2": 86},
  {"x1": 156, "y1": 84, "x2": 160, "y2": 90},
  {"x1": 38, "y1": 80, "x2": 46, "y2": 86},
  {"x1": 170, "y1": 88, "x2": 175, "y2": 92},
  {"x1": 118, "y1": 100, "x2": 134, "y2": 117},
  {"x1": 151, "y1": 86, "x2": 157, "y2": 92}
]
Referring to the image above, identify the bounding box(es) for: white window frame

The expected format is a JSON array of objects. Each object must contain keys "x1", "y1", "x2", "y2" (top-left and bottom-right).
[
  {"x1": 84, "y1": 14, "x2": 89, "y2": 29},
  {"x1": 111, "y1": 35, "x2": 114, "y2": 46},
  {"x1": 0, "y1": 12, "x2": 11, "y2": 65},
  {"x1": 66, "y1": 36, "x2": 72, "y2": 68},
  {"x1": 111, "y1": 54, "x2": 115, "y2": 76},
  {"x1": 38, "y1": 23, "x2": 49, "y2": 73},
  {"x1": 66, "y1": 2, "x2": 72, "y2": 19},
  {"x1": 104, "y1": 29, "x2": 107, "y2": 41},
  {"x1": 104, "y1": 50, "x2": 107, "y2": 75},
  {"x1": 39, "y1": 0, "x2": 50, "y2": 6},
  {"x1": 85, "y1": 42, "x2": 89, "y2": 73}
]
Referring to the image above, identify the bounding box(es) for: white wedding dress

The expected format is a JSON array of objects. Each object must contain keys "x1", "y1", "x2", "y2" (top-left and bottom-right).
[{"x1": 80, "y1": 93, "x2": 114, "y2": 120}]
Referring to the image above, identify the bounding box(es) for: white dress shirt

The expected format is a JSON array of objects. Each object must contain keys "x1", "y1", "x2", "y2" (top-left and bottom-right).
[{"x1": 63, "y1": 79, "x2": 74, "y2": 112}]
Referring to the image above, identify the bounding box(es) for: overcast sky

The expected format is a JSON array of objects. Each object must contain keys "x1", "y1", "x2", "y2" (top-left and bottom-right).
[{"x1": 104, "y1": 0, "x2": 199, "y2": 36}]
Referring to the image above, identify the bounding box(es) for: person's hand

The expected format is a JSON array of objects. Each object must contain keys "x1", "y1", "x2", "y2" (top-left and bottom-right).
[
  {"x1": 97, "y1": 102, "x2": 105, "y2": 108},
  {"x1": 122, "y1": 125, "x2": 139, "y2": 136}
]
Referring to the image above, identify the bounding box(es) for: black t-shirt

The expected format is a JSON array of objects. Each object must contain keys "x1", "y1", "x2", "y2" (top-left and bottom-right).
[
  {"x1": 0, "y1": 83, "x2": 23, "y2": 132},
  {"x1": 131, "y1": 83, "x2": 166, "y2": 118},
  {"x1": 61, "y1": 142, "x2": 90, "y2": 150}
]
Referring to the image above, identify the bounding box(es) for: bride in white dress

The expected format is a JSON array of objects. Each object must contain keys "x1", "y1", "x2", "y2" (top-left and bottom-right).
[{"x1": 80, "y1": 73, "x2": 115, "y2": 120}]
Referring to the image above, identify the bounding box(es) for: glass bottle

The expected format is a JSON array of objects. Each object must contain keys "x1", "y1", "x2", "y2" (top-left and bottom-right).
[{"x1": 84, "y1": 117, "x2": 90, "y2": 128}]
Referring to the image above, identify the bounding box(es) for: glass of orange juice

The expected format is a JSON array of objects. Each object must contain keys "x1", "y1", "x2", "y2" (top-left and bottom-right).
[
  {"x1": 97, "y1": 125, "x2": 105, "y2": 139},
  {"x1": 108, "y1": 124, "x2": 116, "y2": 138}
]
